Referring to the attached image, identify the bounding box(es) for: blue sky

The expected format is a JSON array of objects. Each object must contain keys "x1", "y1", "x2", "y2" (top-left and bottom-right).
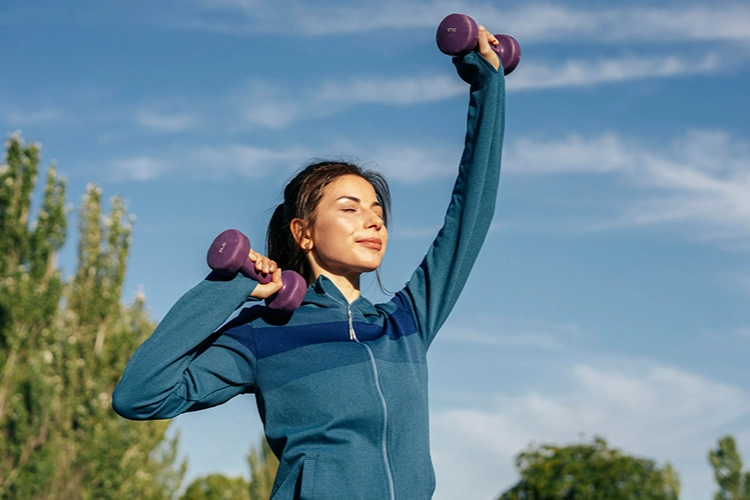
[{"x1": 3, "y1": 0, "x2": 750, "y2": 498}]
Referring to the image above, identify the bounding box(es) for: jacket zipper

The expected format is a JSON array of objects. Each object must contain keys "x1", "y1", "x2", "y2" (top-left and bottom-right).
[{"x1": 348, "y1": 307, "x2": 396, "y2": 500}]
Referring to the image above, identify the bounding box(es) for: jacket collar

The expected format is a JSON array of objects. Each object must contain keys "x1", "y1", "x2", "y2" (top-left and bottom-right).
[{"x1": 305, "y1": 275, "x2": 378, "y2": 316}]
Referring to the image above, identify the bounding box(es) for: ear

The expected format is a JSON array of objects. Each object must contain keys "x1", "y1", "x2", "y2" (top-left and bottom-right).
[{"x1": 290, "y1": 218, "x2": 313, "y2": 251}]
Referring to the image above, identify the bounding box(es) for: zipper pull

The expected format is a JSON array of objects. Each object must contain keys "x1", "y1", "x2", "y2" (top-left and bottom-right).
[{"x1": 348, "y1": 309, "x2": 357, "y2": 341}]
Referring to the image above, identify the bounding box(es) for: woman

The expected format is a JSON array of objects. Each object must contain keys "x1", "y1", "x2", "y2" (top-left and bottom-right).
[{"x1": 114, "y1": 26, "x2": 505, "y2": 499}]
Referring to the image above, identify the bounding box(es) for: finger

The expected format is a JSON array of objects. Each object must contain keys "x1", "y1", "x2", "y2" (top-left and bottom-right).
[
  {"x1": 477, "y1": 25, "x2": 489, "y2": 47},
  {"x1": 257, "y1": 257, "x2": 270, "y2": 275},
  {"x1": 248, "y1": 249, "x2": 257, "y2": 262},
  {"x1": 271, "y1": 267, "x2": 282, "y2": 285},
  {"x1": 249, "y1": 268, "x2": 284, "y2": 299},
  {"x1": 260, "y1": 257, "x2": 278, "y2": 275}
]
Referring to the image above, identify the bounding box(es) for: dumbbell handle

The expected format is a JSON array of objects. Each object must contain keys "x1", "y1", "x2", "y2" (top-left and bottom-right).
[{"x1": 207, "y1": 229, "x2": 307, "y2": 313}]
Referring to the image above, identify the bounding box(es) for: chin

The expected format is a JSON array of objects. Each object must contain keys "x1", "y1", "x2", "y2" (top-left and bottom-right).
[{"x1": 352, "y1": 260, "x2": 383, "y2": 275}]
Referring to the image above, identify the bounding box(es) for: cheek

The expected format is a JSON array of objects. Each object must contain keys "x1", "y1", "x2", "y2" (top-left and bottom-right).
[{"x1": 311, "y1": 216, "x2": 354, "y2": 248}]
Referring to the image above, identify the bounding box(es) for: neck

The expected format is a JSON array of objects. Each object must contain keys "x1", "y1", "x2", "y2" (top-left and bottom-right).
[{"x1": 310, "y1": 270, "x2": 361, "y2": 304}]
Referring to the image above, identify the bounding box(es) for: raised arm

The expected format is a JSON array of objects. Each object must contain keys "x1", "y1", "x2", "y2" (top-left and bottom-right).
[
  {"x1": 401, "y1": 50, "x2": 505, "y2": 346},
  {"x1": 112, "y1": 272, "x2": 259, "y2": 420}
]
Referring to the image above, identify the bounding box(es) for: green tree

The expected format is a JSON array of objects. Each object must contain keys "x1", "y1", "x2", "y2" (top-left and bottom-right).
[
  {"x1": 181, "y1": 474, "x2": 250, "y2": 500},
  {"x1": 0, "y1": 132, "x2": 68, "y2": 497},
  {"x1": 178, "y1": 436, "x2": 279, "y2": 500},
  {"x1": 709, "y1": 435, "x2": 750, "y2": 500},
  {"x1": 498, "y1": 436, "x2": 679, "y2": 500},
  {"x1": 0, "y1": 132, "x2": 184, "y2": 499},
  {"x1": 247, "y1": 436, "x2": 279, "y2": 499}
]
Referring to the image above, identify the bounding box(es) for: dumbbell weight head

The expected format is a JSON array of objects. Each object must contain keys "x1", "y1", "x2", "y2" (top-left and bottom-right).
[
  {"x1": 207, "y1": 229, "x2": 272, "y2": 284},
  {"x1": 265, "y1": 270, "x2": 307, "y2": 313},
  {"x1": 495, "y1": 34, "x2": 521, "y2": 75},
  {"x1": 436, "y1": 13, "x2": 521, "y2": 76},
  {"x1": 436, "y1": 13, "x2": 478, "y2": 57}
]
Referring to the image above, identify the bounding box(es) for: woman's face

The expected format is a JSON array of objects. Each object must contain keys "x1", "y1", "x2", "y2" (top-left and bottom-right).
[{"x1": 302, "y1": 174, "x2": 388, "y2": 279}]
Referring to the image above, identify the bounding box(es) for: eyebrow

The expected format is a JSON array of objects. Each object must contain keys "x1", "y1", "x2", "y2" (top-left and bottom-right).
[{"x1": 336, "y1": 195, "x2": 382, "y2": 208}]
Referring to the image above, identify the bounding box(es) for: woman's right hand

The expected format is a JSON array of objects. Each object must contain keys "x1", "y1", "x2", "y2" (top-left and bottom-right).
[
  {"x1": 247, "y1": 250, "x2": 284, "y2": 299},
  {"x1": 476, "y1": 25, "x2": 501, "y2": 71}
]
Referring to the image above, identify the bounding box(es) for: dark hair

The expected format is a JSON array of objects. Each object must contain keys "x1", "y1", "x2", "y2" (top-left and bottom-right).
[{"x1": 266, "y1": 160, "x2": 391, "y2": 283}]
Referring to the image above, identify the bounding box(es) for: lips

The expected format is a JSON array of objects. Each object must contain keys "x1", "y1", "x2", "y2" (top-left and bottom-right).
[{"x1": 356, "y1": 238, "x2": 383, "y2": 251}]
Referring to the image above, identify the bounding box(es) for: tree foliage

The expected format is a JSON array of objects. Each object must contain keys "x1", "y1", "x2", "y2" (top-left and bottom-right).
[
  {"x1": 181, "y1": 474, "x2": 250, "y2": 500},
  {"x1": 247, "y1": 436, "x2": 279, "y2": 500},
  {"x1": 178, "y1": 436, "x2": 279, "y2": 500},
  {"x1": 0, "y1": 132, "x2": 184, "y2": 499},
  {"x1": 710, "y1": 435, "x2": 750, "y2": 500},
  {"x1": 498, "y1": 436, "x2": 680, "y2": 500}
]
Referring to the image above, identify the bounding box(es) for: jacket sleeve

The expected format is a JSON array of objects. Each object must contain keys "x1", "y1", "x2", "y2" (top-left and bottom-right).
[
  {"x1": 112, "y1": 272, "x2": 259, "y2": 420},
  {"x1": 400, "y1": 52, "x2": 505, "y2": 347}
]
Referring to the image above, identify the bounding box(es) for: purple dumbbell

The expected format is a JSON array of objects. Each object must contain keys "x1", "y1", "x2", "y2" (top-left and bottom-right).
[
  {"x1": 207, "y1": 229, "x2": 307, "y2": 313},
  {"x1": 436, "y1": 13, "x2": 521, "y2": 75}
]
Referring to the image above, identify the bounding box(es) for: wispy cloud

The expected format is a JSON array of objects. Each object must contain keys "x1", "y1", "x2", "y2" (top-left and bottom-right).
[
  {"x1": 506, "y1": 3, "x2": 750, "y2": 43},
  {"x1": 136, "y1": 109, "x2": 197, "y2": 133},
  {"x1": 233, "y1": 50, "x2": 727, "y2": 130},
  {"x1": 171, "y1": 0, "x2": 440, "y2": 36},
  {"x1": 440, "y1": 315, "x2": 589, "y2": 352},
  {"x1": 105, "y1": 128, "x2": 750, "y2": 250},
  {"x1": 364, "y1": 143, "x2": 459, "y2": 182},
  {"x1": 192, "y1": 144, "x2": 312, "y2": 178},
  {"x1": 106, "y1": 144, "x2": 313, "y2": 181},
  {"x1": 431, "y1": 360, "x2": 750, "y2": 499},
  {"x1": 105, "y1": 139, "x2": 461, "y2": 183},
  {"x1": 731, "y1": 326, "x2": 750, "y2": 338},
  {"x1": 109, "y1": 157, "x2": 171, "y2": 181},
  {"x1": 509, "y1": 53, "x2": 723, "y2": 91},
  {"x1": 506, "y1": 129, "x2": 750, "y2": 244},
  {"x1": 174, "y1": 1, "x2": 750, "y2": 43},
  {"x1": 4, "y1": 108, "x2": 66, "y2": 127},
  {"x1": 235, "y1": 75, "x2": 464, "y2": 129}
]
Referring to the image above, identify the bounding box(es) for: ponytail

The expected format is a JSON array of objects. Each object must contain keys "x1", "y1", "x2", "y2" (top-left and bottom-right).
[{"x1": 266, "y1": 202, "x2": 310, "y2": 281}]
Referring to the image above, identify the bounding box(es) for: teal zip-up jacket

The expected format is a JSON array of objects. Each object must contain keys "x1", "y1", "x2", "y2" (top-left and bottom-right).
[{"x1": 113, "y1": 52, "x2": 505, "y2": 500}]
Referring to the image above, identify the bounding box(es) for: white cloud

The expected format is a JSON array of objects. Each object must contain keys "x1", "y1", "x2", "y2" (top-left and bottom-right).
[
  {"x1": 136, "y1": 109, "x2": 196, "y2": 132},
  {"x1": 106, "y1": 144, "x2": 313, "y2": 181},
  {"x1": 192, "y1": 144, "x2": 312, "y2": 178},
  {"x1": 732, "y1": 326, "x2": 750, "y2": 338},
  {"x1": 109, "y1": 156, "x2": 170, "y2": 181},
  {"x1": 430, "y1": 360, "x2": 750, "y2": 500},
  {"x1": 365, "y1": 143, "x2": 459, "y2": 182},
  {"x1": 506, "y1": 3, "x2": 750, "y2": 43},
  {"x1": 177, "y1": 1, "x2": 750, "y2": 43},
  {"x1": 506, "y1": 130, "x2": 750, "y2": 244},
  {"x1": 440, "y1": 315, "x2": 589, "y2": 352},
  {"x1": 316, "y1": 75, "x2": 464, "y2": 106},
  {"x1": 508, "y1": 53, "x2": 723, "y2": 91},
  {"x1": 231, "y1": 51, "x2": 727, "y2": 130},
  {"x1": 177, "y1": 0, "x2": 441, "y2": 35},
  {"x1": 5, "y1": 108, "x2": 66, "y2": 126},
  {"x1": 507, "y1": 133, "x2": 632, "y2": 175},
  {"x1": 236, "y1": 75, "x2": 464, "y2": 129},
  {"x1": 236, "y1": 81, "x2": 303, "y2": 130}
]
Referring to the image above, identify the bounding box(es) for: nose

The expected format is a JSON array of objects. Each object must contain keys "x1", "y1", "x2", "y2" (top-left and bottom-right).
[{"x1": 365, "y1": 209, "x2": 384, "y2": 230}]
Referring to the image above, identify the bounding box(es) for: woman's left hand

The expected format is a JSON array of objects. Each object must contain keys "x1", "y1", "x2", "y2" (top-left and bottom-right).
[
  {"x1": 247, "y1": 249, "x2": 284, "y2": 300},
  {"x1": 477, "y1": 25, "x2": 501, "y2": 71}
]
